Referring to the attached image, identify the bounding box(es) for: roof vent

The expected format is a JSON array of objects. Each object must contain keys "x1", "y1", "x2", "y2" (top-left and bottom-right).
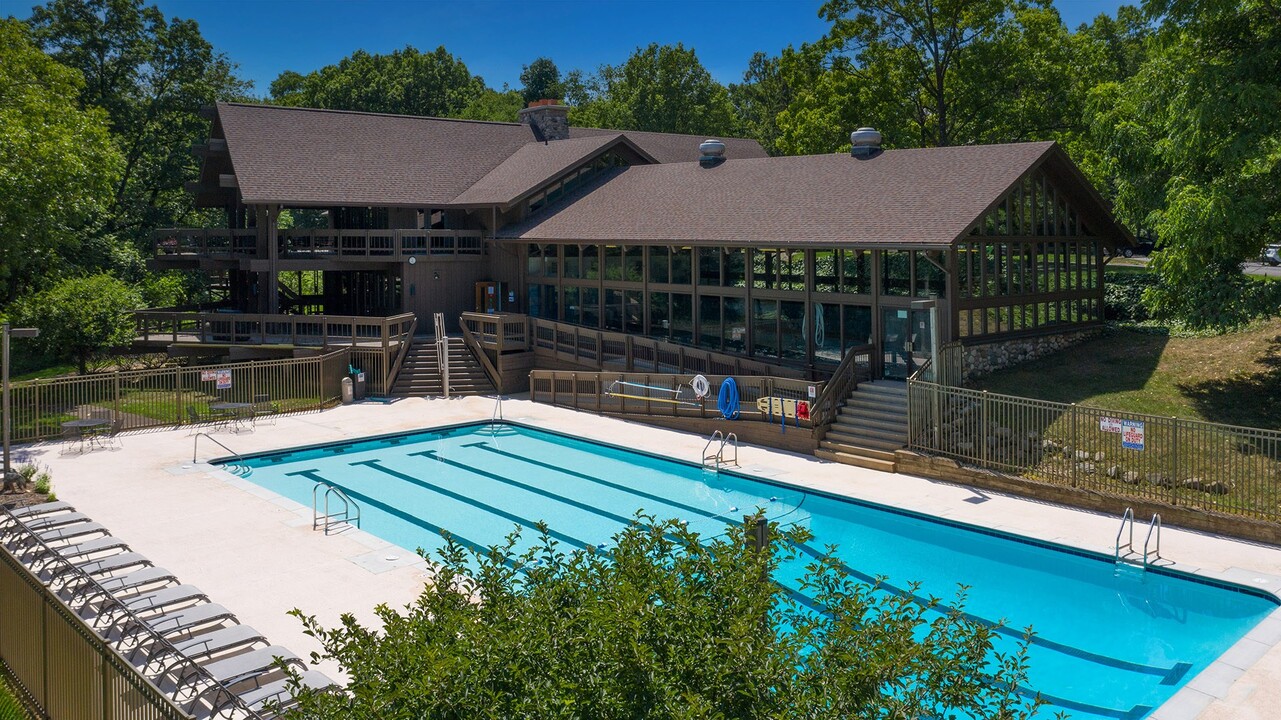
[
  {"x1": 850, "y1": 127, "x2": 883, "y2": 158},
  {"x1": 699, "y1": 138, "x2": 726, "y2": 168}
]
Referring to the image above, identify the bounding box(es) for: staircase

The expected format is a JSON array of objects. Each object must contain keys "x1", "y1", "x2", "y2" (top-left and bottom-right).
[
  {"x1": 814, "y1": 380, "x2": 908, "y2": 473},
  {"x1": 390, "y1": 337, "x2": 496, "y2": 397}
]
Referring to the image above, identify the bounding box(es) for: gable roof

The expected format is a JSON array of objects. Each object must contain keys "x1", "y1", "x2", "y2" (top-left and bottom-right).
[
  {"x1": 498, "y1": 142, "x2": 1124, "y2": 247},
  {"x1": 211, "y1": 102, "x2": 767, "y2": 207},
  {"x1": 570, "y1": 127, "x2": 767, "y2": 163},
  {"x1": 450, "y1": 134, "x2": 653, "y2": 207}
]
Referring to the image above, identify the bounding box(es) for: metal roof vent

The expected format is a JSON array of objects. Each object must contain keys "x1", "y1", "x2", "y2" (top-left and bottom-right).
[
  {"x1": 850, "y1": 127, "x2": 883, "y2": 158},
  {"x1": 699, "y1": 138, "x2": 727, "y2": 168}
]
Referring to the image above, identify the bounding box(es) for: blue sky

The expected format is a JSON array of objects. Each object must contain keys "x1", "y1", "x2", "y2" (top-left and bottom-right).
[{"x1": 124, "y1": 0, "x2": 1130, "y2": 96}]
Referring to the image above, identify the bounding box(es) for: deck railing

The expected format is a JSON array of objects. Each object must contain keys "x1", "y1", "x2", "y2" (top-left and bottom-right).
[
  {"x1": 152, "y1": 228, "x2": 484, "y2": 261},
  {"x1": 530, "y1": 370, "x2": 821, "y2": 426},
  {"x1": 808, "y1": 344, "x2": 874, "y2": 431},
  {"x1": 528, "y1": 317, "x2": 806, "y2": 379},
  {"x1": 460, "y1": 312, "x2": 529, "y2": 353},
  {"x1": 7, "y1": 350, "x2": 351, "y2": 443},
  {"x1": 134, "y1": 311, "x2": 416, "y2": 351},
  {"x1": 906, "y1": 380, "x2": 1281, "y2": 523}
]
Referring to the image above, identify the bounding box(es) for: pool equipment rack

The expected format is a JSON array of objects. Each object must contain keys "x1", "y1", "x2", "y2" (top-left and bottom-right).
[
  {"x1": 702, "y1": 430, "x2": 739, "y2": 470},
  {"x1": 192, "y1": 433, "x2": 248, "y2": 476},
  {"x1": 1115, "y1": 507, "x2": 1162, "y2": 569},
  {"x1": 313, "y1": 480, "x2": 361, "y2": 535}
]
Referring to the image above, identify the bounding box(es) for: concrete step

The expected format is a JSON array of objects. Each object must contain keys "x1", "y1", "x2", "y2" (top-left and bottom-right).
[
  {"x1": 838, "y1": 406, "x2": 906, "y2": 425},
  {"x1": 828, "y1": 422, "x2": 906, "y2": 443},
  {"x1": 815, "y1": 447, "x2": 897, "y2": 473},
  {"x1": 818, "y1": 441, "x2": 898, "y2": 462},
  {"x1": 822, "y1": 432, "x2": 904, "y2": 451},
  {"x1": 830, "y1": 414, "x2": 905, "y2": 434}
]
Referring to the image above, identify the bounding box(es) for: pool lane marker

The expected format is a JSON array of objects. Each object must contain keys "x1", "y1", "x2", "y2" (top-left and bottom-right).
[
  {"x1": 786, "y1": 538, "x2": 1192, "y2": 687},
  {"x1": 350, "y1": 458, "x2": 593, "y2": 551},
  {"x1": 283, "y1": 468, "x2": 509, "y2": 568}
]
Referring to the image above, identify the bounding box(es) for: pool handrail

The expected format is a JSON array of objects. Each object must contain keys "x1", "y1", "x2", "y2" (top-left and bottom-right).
[
  {"x1": 1115, "y1": 507, "x2": 1135, "y2": 563},
  {"x1": 193, "y1": 433, "x2": 248, "y2": 475}
]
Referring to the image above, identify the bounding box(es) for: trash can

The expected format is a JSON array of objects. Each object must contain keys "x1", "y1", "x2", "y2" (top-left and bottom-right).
[
  {"x1": 350, "y1": 370, "x2": 367, "y2": 401},
  {"x1": 341, "y1": 377, "x2": 354, "y2": 404}
]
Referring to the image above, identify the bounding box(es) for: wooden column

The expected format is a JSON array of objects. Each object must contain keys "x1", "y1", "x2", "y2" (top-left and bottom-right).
[{"x1": 266, "y1": 205, "x2": 280, "y2": 314}]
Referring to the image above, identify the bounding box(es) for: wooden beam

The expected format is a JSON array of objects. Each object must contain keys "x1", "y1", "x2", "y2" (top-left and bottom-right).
[{"x1": 219, "y1": 174, "x2": 238, "y2": 188}]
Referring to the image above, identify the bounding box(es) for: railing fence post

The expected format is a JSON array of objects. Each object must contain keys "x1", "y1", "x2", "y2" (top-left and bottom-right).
[
  {"x1": 1170, "y1": 418, "x2": 1179, "y2": 506},
  {"x1": 1070, "y1": 403, "x2": 1079, "y2": 488},
  {"x1": 980, "y1": 391, "x2": 990, "y2": 468}
]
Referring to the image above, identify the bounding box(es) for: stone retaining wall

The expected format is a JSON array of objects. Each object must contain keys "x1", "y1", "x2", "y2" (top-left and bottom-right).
[{"x1": 963, "y1": 327, "x2": 1101, "y2": 382}]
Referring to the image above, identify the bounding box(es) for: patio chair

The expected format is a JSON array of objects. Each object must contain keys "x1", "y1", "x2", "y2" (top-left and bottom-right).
[
  {"x1": 114, "y1": 603, "x2": 239, "y2": 649},
  {"x1": 181, "y1": 645, "x2": 305, "y2": 712},
  {"x1": 251, "y1": 393, "x2": 279, "y2": 425},
  {"x1": 101, "y1": 419, "x2": 124, "y2": 449},
  {"x1": 24, "y1": 535, "x2": 129, "y2": 571},
  {"x1": 227, "y1": 669, "x2": 338, "y2": 716},
  {"x1": 9, "y1": 501, "x2": 74, "y2": 519}
]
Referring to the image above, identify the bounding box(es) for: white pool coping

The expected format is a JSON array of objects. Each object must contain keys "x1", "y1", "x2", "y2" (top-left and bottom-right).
[{"x1": 15, "y1": 396, "x2": 1281, "y2": 719}]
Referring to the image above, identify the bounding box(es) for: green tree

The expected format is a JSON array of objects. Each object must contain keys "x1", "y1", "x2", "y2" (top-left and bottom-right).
[
  {"x1": 729, "y1": 51, "x2": 802, "y2": 154},
  {"x1": 0, "y1": 18, "x2": 121, "y2": 305},
  {"x1": 268, "y1": 46, "x2": 486, "y2": 119},
  {"x1": 570, "y1": 43, "x2": 739, "y2": 137},
  {"x1": 1091, "y1": 0, "x2": 1281, "y2": 327},
  {"x1": 283, "y1": 517, "x2": 1042, "y2": 719},
  {"x1": 29, "y1": 0, "x2": 251, "y2": 252},
  {"x1": 519, "y1": 56, "x2": 563, "y2": 103},
  {"x1": 9, "y1": 274, "x2": 142, "y2": 374},
  {"x1": 456, "y1": 87, "x2": 525, "y2": 122}
]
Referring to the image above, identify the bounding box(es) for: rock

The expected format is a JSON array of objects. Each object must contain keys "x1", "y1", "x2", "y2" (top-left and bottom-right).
[
  {"x1": 956, "y1": 441, "x2": 975, "y2": 453},
  {"x1": 1094, "y1": 451, "x2": 1106, "y2": 462},
  {"x1": 994, "y1": 427, "x2": 1013, "y2": 439},
  {"x1": 1077, "y1": 462, "x2": 1095, "y2": 474},
  {"x1": 1122, "y1": 471, "x2": 1141, "y2": 484},
  {"x1": 1146, "y1": 472, "x2": 1170, "y2": 487},
  {"x1": 1026, "y1": 430, "x2": 1040, "y2": 441},
  {"x1": 1042, "y1": 439, "x2": 1061, "y2": 452},
  {"x1": 1205, "y1": 481, "x2": 1233, "y2": 495},
  {"x1": 1107, "y1": 465, "x2": 1121, "y2": 478},
  {"x1": 1181, "y1": 478, "x2": 1206, "y2": 492},
  {"x1": 1076, "y1": 450, "x2": 1092, "y2": 461}
]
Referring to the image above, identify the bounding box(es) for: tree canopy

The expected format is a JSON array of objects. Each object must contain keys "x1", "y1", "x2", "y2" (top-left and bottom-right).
[
  {"x1": 0, "y1": 18, "x2": 120, "y2": 305},
  {"x1": 283, "y1": 517, "x2": 1041, "y2": 719},
  {"x1": 8, "y1": 274, "x2": 142, "y2": 374},
  {"x1": 519, "y1": 56, "x2": 563, "y2": 103}
]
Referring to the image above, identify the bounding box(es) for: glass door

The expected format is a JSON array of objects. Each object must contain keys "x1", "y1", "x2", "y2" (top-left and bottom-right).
[{"x1": 880, "y1": 308, "x2": 932, "y2": 379}]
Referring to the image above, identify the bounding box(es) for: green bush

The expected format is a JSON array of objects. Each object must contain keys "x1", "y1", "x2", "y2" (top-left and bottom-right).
[
  {"x1": 31, "y1": 471, "x2": 51, "y2": 495},
  {"x1": 1105, "y1": 269, "x2": 1158, "y2": 322},
  {"x1": 283, "y1": 516, "x2": 1043, "y2": 720}
]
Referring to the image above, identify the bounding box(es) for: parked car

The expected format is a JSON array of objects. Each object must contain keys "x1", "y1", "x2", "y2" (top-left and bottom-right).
[
  {"x1": 1260, "y1": 244, "x2": 1281, "y2": 267},
  {"x1": 1121, "y1": 231, "x2": 1157, "y2": 258}
]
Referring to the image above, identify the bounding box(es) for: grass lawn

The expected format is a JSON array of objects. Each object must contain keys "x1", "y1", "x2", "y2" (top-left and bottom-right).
[{"x1": 972, "y1": 317, "x2": 1281, "y2": 431}]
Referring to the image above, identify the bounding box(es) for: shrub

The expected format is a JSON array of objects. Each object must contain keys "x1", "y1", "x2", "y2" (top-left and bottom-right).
[
  {"x1": 1104, "y1": 269, "x2": 1158, "y2": 322},
  {"x1": 32, "y1": 471, "x2": 51, "y2": 495},
  {"x1": 283, "y1": 516, "x2": 1043, "y2": 720}
]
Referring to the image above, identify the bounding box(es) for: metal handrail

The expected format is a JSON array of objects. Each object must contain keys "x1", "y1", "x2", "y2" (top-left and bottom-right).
[
  {"x1": 312, "y1": 480, "x2": 361, "y2": 535},
  {"x1": 722, "y1": 432, "x2": 739, "y2": 467},
  {"x1": 193, "y1": 433, "x2": 248, "y2": 475},
  {"x1": 492, "y1": 395, "x2": 504, "y2": 423},
  {"x1": 703, "y1": 430, "x2": 725, "y2": 469},
  {"x1": 809, "y1": 344, "x2": 873, "y2": 430},
  {"x1": 1115, "y1": 507, "x2": 1135, "y2": 563},
  {"x1": 1143, "y1": 514, "x2": 1162, "y2": 567}
]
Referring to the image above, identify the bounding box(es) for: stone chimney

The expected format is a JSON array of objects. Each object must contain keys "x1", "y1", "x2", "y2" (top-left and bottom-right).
[{"x1": 519, "y1": 99, "x2": 570, "y2": 142}]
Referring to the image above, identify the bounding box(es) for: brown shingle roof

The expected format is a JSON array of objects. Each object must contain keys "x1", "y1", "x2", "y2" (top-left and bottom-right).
[
  {"x1": 213, "y1": 102, "x2": 766, "y2": 206},
  {"x1": 450, "y1": 134, "x2": 646, "y2": 206},
  {"x1": 499, "y1": 142, "x2": 1063, "y2": 247}
]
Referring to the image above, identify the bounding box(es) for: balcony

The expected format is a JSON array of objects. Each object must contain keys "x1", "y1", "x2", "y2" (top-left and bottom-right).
[{"x1": 151, "y1": 228, "x2": 485, "y2": 264}]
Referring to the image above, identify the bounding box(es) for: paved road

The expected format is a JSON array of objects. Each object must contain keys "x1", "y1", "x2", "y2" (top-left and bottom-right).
[{"x1": 1115, "y1": 254, "x2": 1281, "y2": 278}]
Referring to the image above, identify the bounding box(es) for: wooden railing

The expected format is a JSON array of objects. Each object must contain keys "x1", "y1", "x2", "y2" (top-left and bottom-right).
[
  {"x1": 134, "y1": 311, "x2": 417, "y2": 350},
  {"x1": 460, "y1": 312, "x2": 530, "y2": 353},
  {"x1": 528, "y1": 317, "x2": 806, "y2": 379},
  {"x1": 530, "y1": 370, "x2": 822, "y2": 426},
  {"x1": 152, "y1": 228, "x2": 484, "y2": 261},
  {"x1": 381, "y1": 315, "x2": 418, "y2": 393},
  {"x1": 808, "y1": 344, "x2": 874, "y2": 431},
  {"x1": 458, "y1": 319, "x2": 503, "y2": 391}
]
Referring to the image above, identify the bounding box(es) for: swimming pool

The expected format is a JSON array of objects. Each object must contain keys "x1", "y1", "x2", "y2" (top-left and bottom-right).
[{"x1": 229, "y1": 421, "x2": 1279, "y2": 720}]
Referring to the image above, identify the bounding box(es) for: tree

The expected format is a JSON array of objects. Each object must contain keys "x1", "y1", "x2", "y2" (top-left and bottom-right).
[
  {"x1": 729, "y1": 51, "x2": 801, "y2": 154},
  {"x1": 1090, "y1": 0, "x2": 1281, "y2": 327},
  {"x1": 282, "y1": 516, "x2": 1043, "y2": 719},
  {"x1": 0, "y1": 18, "x2": 121, "y2": 305},
  {"x1": 570, "y1": 44, "x2": 739, "y2": 137},
  {"x1": 29, "y1": 0, "x2": 251, "y2": 252},
  {"x1": 455, "y1": 87, "x2": 525, "y2": 122},
  {"x1": 9, "y1": 274, "x2": 142, "y2": 374},
  {"x1": 268, "y1": 46, "x2": 486, "y2": 119},
  {"x1": 519, "y1": 56, "x2": 563, "y2": 103}
]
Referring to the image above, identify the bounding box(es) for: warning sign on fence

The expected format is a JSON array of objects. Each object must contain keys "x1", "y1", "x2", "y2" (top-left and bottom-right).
[
  {"x1": 1121, "y1": 420, "x2": 1145, "y2": 450},
  {"x1": 200, "y1": 369, "x2": 217, "y2": 382},
  {"x1": 1099, "y1": 417, "x2": 1123, "y2": 434},
  {"x1": 215, "y1": 369, "x2": 232, "y2": 390}
]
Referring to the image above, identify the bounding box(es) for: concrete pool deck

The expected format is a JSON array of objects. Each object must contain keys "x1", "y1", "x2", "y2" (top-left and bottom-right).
[{"x1": 13, "y1": 395, "x2": 1281, "y2": 719}]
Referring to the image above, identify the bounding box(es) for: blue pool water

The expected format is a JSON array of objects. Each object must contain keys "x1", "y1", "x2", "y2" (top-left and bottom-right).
[{"x1": 231, "y1": 422, "x2": 1278, "y2": 720}]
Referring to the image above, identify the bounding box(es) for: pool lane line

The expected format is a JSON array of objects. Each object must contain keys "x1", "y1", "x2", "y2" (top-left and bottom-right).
[
  {"x1": 283, "y1": 468, "x2": 513, "y2": 568},
  {"x1": 787, "y1": 539, "x2": 1191, "y2": 686},
  {"x1": 460, "y1": 440, "x2": 807, "y2": 526},
  {"x1": 350, "y1": 458, "x2": 594, "y2": 552}
]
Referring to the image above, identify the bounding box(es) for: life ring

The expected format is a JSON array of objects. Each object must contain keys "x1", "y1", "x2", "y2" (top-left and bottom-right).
[{"x1": 690, "y1": 374, "x2": 710, "y2": 398}]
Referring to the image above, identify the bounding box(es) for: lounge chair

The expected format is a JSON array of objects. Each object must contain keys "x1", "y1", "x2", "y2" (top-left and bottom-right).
[
  {"x1": 114, "y1": 603, "x2": 239, "y2": 649},
  {"x1": 181, "y1": 646, "x2": 304, "y2": 712},
  {"x1": 226, "y1": 669, "x2": 337, "y2": 716},
  {"x1": 96, "y1": 584, "x2": 209, "y2": 633},
  {"x1": 9, "y1": 500, "x2": 74, "y2": 519},
  {"x1": 24, "y1": 535, "x2": 129, "y2": 571}
]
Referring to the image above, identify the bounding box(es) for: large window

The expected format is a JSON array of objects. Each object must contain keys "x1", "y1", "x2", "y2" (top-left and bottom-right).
[
  {"x1": 649, "y1": 246, "x2": 670, "y2": 284},
  {"x1": 751, "y1": 249, "x2": 806, "y2": 291},
  {"x1": 881, "y1": 250, "x2": 911, "y2": 296},
  {"x1": 671, "y1": 248, "x2": 693, "y2": 285}
]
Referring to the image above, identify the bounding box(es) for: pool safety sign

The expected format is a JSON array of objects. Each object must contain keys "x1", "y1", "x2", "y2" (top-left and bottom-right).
[
  {"x1": 215, "y1": 370, "x2": 232, "y2": 390},
  {"x1": 1121, "y1": 420, "x2": 1145, "y2": 450},
  {"x1": 1099, "y1": 417, "x2": 1123, "y2": 434}
]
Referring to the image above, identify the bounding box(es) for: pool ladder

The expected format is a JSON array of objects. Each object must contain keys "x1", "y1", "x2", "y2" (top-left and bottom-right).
[
  {"x1": 702, "y1": 431, "x2": 739, "y2": 470},
  {"x1": 192, "y1": 433, "x2": 249, "y2": 476},
  {"x1": 313, "y1": 480, "x2": 361, "y2": 535},
  {"x1": 1115, "y1": 507, "x2": 1162, "y2": 568}
]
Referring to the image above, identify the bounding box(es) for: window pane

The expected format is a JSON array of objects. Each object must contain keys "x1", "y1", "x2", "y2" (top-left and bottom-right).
[
  {"x1": 723, "y1": 248, "x2": 746, "y2": 287},
  {"x1": 670, "y1": 293, "x2": 693, "y2": 343},
  {"x1": 752, "y1": 299, "x2": 778, "y2": 358},
  {"x1": 581, "y1": 287, "x2": 599, "y2": 327},
  {"x1": 782, "y1": 251, "x2": 806, "y2": 291},
  {"x1": 699, "y1": 247, "x2": 721, "y2": 286},
  {"x1": 563, "y1": 286, "x2": 580, "y2": 323},
  {"x1": 881, "y1": 250, "x2": 911, "y2": 296},
  {"x1": 841, "y1": 249, "x2": 872, "y2": 294},
  {"x1": 914, "y1": 251, "x2": 947, "y2": 298},
  {"x1": 648, "y1": 292, "x2": 669, "y2": 340},
  {"x1": 780, "y1": 300, "x2": 807, "y2": 360},
  {"x1": 649, "y1": 246, "x2": 670, "y2": 284},
  {"x1": 563, "y1": 245, "x2": 580, "y2": 280},
  {"x1": 814, "y1": 301, "x2": 842, "y2": 363},
  {"x1": 671, "y1": 247, "x2": 693, "y2": 285},
  {"x1": 582, "y1": 245, "x2": 600, "y2": 280},
  {"x1": 527, "y1": 244, "x2": 543, "y2": 277},
  {"x1": 624, "y1": 290, "x2": 643, "y2": 333},
  {"x1": 604, "y1": 289, "x2": 624, "y2": 330},
  {"x1": 542, "y1": 284, "x2": 558, "y2": 320},
  {"x1": 752, "y1": 249, "x2": 779, "y2": 289},
  {"x1": 723, "y1": 297, "x2": 745, "y2": 353},
  {"x1": 814, "y1": 250, "x2": 838, "y2": 292},
  {"x1": 526, "y1": 284, "x2": 542, "y2": 317},
  {"x1": 698, "y1": 295, "x2": 721, "y2": 349},
  {"x1": 842, "y1": 305, "x2": 872, "y2": 354},
  {"x1": 624, "y1": 246, "x2": 644, "y2": 282},
  {"x1": 603, "y1": 245, "x2": 623, "y2": 281},
  {"x1": 544, "y1": 244, "x2": 558, "y2": 278}
]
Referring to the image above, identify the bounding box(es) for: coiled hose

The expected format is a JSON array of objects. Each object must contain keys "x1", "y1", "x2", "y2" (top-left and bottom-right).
[{"x1": 718, "y1": 377, "x2": 740, "y2": 420}]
